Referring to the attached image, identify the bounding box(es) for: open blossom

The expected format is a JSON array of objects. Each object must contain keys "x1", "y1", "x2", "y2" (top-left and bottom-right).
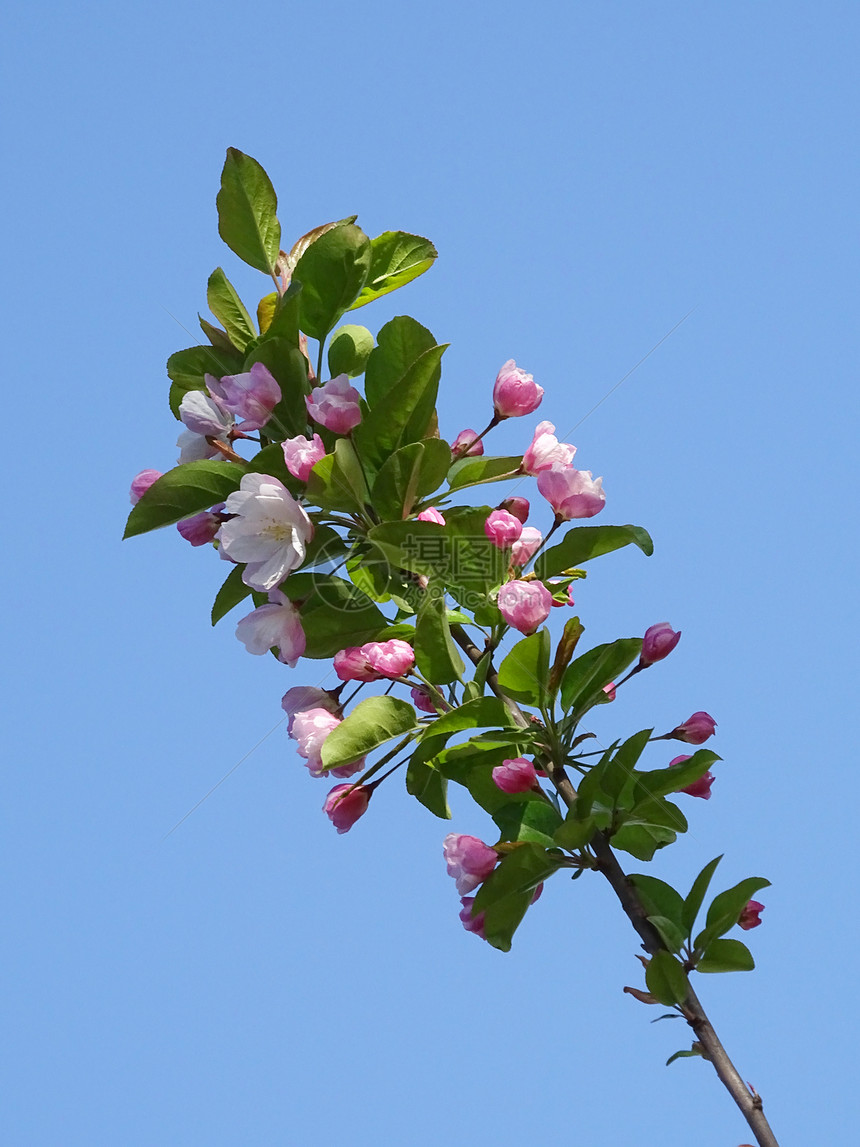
[
  {"x1": 538, "y1": 464, "x2": 606, "y2": 519},
  {"x1": 129, "y1": 469, "x2": 162, "y2": 504},
  {"x1": 497, "y1": 579, "x2": 553, "y2": 634},
  {"x1": 305, "y1": 375, "x2": 362, "y2": 434},
  {"x1": 363, "y1": 639, "x2": 415, "y2": 678},
  {"x1": 281, "y1": 686, "x2": 339, "y2": 732},
  {"x1": 206, "y1": 363, "x2": 281, "y2": 431},
  {"x1": 443, "y1": 834, "x2": 498, "y2": 895},
  {"x1": 176, "y1": 428, "x2": 224, "y2": 464},
  {"x1": 492, "y1": 757, "x2": 538, "y2": 794},
  {"x1": 511, "y1": 526, "x2": 543, "y2": 567},
  {"x1": 738, "y1": 900, "x2": 765, "y2": 930},
  {"x1": 669, "y1": 754, "x2": 715, "y2": 799},
  {"x1": 417, "y1": 506, "x2": 446, "y2": 525},
  {"x1": 235, "y1": 589, "x2": 306, "y2": 667},
  {"x1": 458, "y1": 896, "x2": 487, "y2": 939},
  {"x1": 333, "y1": 647, "x2": 381, "y2": 683},
  {"x1": 324, "y1": 783, "x2": 371, "y2": 832},
  {"x1": 484, "y1": 509, "x2": 523, "y2": 549},
  {"x1": 640, "y1": 623, "x2": 682, "y2": 666},
  {"x1": 283, "y1": 433, "x2": 326, "y2": 481},
  {"x1": 291, "y1": 709, "x2": 364, "y2": 779},
  {"x1": 451, "y1": 429, "x2": 484, "y2": 457},
  {"x1": 218, "y1": 473, "x2": 313, "y2": 591},
  {"x1": 176, "y1": 506, "x2": 224, "y2": 546},
  {"x1": 493, "y1": 359, "x2": 544, "y2": 418},
  {"x1": 521, "y1": 421, "x2": 576, "y2": 474},
  {"x1": 179, "y1": 389, "x2": 235, "y2": 438},
  {"x1": 671, "y1": 711, "x2": 717, "y2": 745}
]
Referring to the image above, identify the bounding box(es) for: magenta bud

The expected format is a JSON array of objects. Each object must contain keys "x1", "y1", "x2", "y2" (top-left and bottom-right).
[
  {"x1": 129, "y1": 469, "x2": 163, "y2": 504},
  {"x1": 493, "y1": 360, "x2": 544, "y2": 418},
  {"x1": 738, "y1": 900, "x2": 765, "y2": 930},
  {"x1": 640, "y1": 623, "x2": 681, "y2": 666},
  {"x1": 499, "y1": 496, "x2": 530, "y2": 523},
  {"x1": 492, "y1": 757, "x2": 538, "y2": 793},
  {"x1": 443, "y1": 833, "x2": 498, "y2": 895},
  {"x1": 416, "y1": 506, "x2": 446, "y2": 524},
  {"x1": 451, "y1": 429, "x2": 484, "y2": 457},
  {"x1": 497, "y1": 579, "x2": 553, "y2": 634},
  {"x1": 323, "y1": 784, "x2": 371, "y2": 832},
  {"x1": 671, "y1": 711, "x2": 717, "y2": 745},
  {"x1": 669, "y1": 755, "x2": 714, "y2": 799},
  {"x1": 484, "y1": 509, "x2": 523, "y2": 549}
]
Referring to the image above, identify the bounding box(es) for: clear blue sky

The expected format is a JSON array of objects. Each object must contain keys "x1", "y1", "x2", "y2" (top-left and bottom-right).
[{"x1": 3, "y1": 2, "x2": 857, "y2": 1143}]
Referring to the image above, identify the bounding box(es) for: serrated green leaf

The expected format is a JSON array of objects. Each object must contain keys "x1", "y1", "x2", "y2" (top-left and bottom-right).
[
  {"x1": 553, "y1": 814, "x2": 595, "y2": 850},
  {"x1": 560, "y1": 638, "x2": 643, "y2": 713},
  {"x1": 645, "y1": 951, "x2": 689, "y2": 1006},
  {"x1": 447, "y1": 454, "x2": 523, "y2": 491},
  {"x1": 535, "y1": 524, "x2": 653, "y2": 579},
  {"x1": 497, "y1": 629, "x2": 551, "y2": 707},
  {"x1": 415, "y1": 587, "x2": 465, "y2": 685},
  {"x1": 364, "y1": 316, "x2": 438, "y2": 407},
  {"x1": 306, "y1": 438, "x2": 369, "y2": 513},
  {"x1": 207, "y1": 267, "x2": 256, "y2": 352},
  {"x1": 696, "y1": 937, "x2": 755, "y2": 974},
  {"x1": 425, "y1": 696, "x2": 514, "y2": 737},
  {"x1": 199, "y1": 315, "x2": 236, "y2": 351},
  {"x1": 493, "y1": 800, "x2": 563, "y2": 846},
  {"x1": 294, "y1": 222, "x2": 372, "y2": 340},
  {"x1": 355, "y1": 343, "x2": 447, "y2": 471},
  {"x1": 124, "y1": 461, "x2": 244, "y2": 538},
  {"x1": 278, "y1": 573, "x2": 386, "y2": 658},
  {"x1": 371, "y1": 439, "x2": 451, "y2": 521},
  {"x1": 216, "y1": 147, "x2": 281, "y2": 274},
  {"x1": 350, "y1": 231, "x2": 437, "y2": 309},
  {"x1": 611, "y1": 822, "x2": 677, "y2": 861},
  {"x1": 321, "y1": 696, "x2": 419, "y2": 770},
  {"x1": 405, "y1": 753, "x2": 451, "y2": 819},
  {"x1": 633, "y1": 750, "x2": 720, "y2": 804},
  {"x1": 629, "y1": 874, "x2": 687, "y2": 933},
  {"x1": 681, "y1": 855, "x2": 723, "y2": 937},
  {"x1": 473, "y1": 843, "x2": 561, "y2": 952}
]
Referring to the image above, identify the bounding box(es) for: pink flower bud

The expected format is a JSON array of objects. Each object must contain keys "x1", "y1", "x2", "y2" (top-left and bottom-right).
[
  {"x1": 493, "y1": 359, "x2": 544, "y2": 418},
  {"x1": 669, "y1": 754, "x2": 714, "y2": 799},
  {"x1": 362, "y1": 639, "x2": 415, "y2": 678},
  {"x1": 410, "y1": 686, "x2": 438, "y2": 714},
  {"x1": 176, "y1": 507, "x2": 223, "y2": 546},
  {"x1": 305, "y1": 374, "x2": 362, "y2": 434},
  {"x1": 451, "y1": 429, "x2": 485, "y2": 457},
  {"x1": 291, "y1": 708, "x2": 364, "y2": 779},
  {"x1": 484, "y1": 509, "x2": 523, "y2": 549},
  {"x1": 640, "y1": 622, "x2": 682, "y2": 666},
  {"x1": 333, "y1": 647, "x2": 381, "y2": 682},
  {"x1": 537, "y1": 464, "x2": 606, "y2": 519},
  {"x1": 492, "y1": 757, "x2": 538, "y2": 793},
  {"x1": 206, "y1": 363, "x2": 282, "y2": 431},
  {"x1": 671, "y1": 712, "x2": 717, "y2": 745},
  {"x1": 497, "y1": 579, "x2": 553, "y2": 634},
  {"x1": 235, "y1": 589, "x2": 306, "y2": 667},
  {"x1": 738, "y1": 899, "x2": 765, "y2": 930},
  {"x1": 499, "y1": 496, "x2": 530, "y2": 523},
  {"x1": 323, "y1": 783, "x2": 371, "y2": 832},
  {"x1": 281, "y1": 686, "x2": 339, "y2": 732},
  {"x1": 443, "y1": 833, "x2": 498, "y2": 895},
  {"x1": 458, "y1": 896, "x2": 487, "y2": 939},
  {"x1": 416, "y1": 507, "x2": 446, "y2": 525},
  {"x1": 510, "y1": 526, "x2": 543, "y2": 567},
  {"x1": 521, "y1": 421, "x2": 576, "y2": 474},
  {"x1": 603, "y1": 682, "x2": 617, "y2": 701},
  {"x1": 129, "y1": 469, "x2": 163, "y2": 504},
  {"x1": 283, "y1": 433, "x2": 326, "y2": 482}
]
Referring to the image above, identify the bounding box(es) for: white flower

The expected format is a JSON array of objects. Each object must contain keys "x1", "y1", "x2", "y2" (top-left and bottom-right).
[
  {"x1": 218, "y1": 473, "x2": 313, "y2": 590},
  {"x1": 235, "y1": 589, "x2": 306, "y2": 666}
]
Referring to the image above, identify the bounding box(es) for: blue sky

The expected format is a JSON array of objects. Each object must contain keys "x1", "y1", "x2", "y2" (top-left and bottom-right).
[{"x1": 3, "y1": 1, "x2": 858, "y2": 1143}]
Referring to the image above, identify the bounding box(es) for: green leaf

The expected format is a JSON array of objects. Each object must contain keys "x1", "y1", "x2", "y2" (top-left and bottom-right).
[
  {"x1": 446, "y1": 454, "x2": 523, "y2": 491},
  {"x1": 206, "y1": 268, "x2": 256, "y2": 352},
  {"x1": 278, "y1": 574, "x2": 386, "y2": 658},
  {"x1": 553, "y1": 814, "x2": 595, "y2": 850},
  {"x1": 306, "y1": 438, "x2": 369, "y2": 513},
  {"x1": 611, "y1": 822, "x2": 677, "y2": 862},
  {"x1": 497, "y1": 629, "x2": 551, "y2": 706},
  {"x1": 425, "y1": 697, "x2": 515, "y2": 737},
  {"x1": 216, "y1": 147, "x2": 281, "y2": 274},
  {"x1": 694, "y1": 877, "x2": 771, "y2": 952},
  {"x1": 633, "y1": 750, "x2": 720, "y2": 804},
  {"x1": 493, "y1": 800, "x2": 563, "y2": 847},
  {"x1": 696, "y1": 937, "x2": 755, "y2": 974},
  {"x1": 364, "y1": 315, "x2": 438, "y2": 407},
  {"x1": 199, "y1": 315, "x2": 236, "y2": 351},
  {"x1": 405, "y1": 753, "x2": 451, "y2": 819},
  {"x1": 350, "y1": 231, "x2": 437, "y2": 309},
  {"x1": 600, "y1": 728, "x2": 652, "y2": 805},
  {"x1": 560, "y1": 638, "x2": 643, "y2": 712},
  {"x1": 260, "y1": 280, "x2": 303, "y2": 345},
  {"x1": 535, "y1": 524, "x2": 654, "y2": 579},
  {"x1": 243, "y1": 339, "x2": 310, "y2": 437},
  {"x1": 666, "y1": 1048, "x2": 703, "y2": 1067},
  {"x1": 243, "y1": 443, "x2": 303, "y2": 493},
  {"x1": 166, "y1": 344, "x2": 245, "y2": 418},
  {"x1": 211, "y1": 564, "x2": 253, "y2": 625},
  {"x1": 433, "y1": 743, "x2": 539, "y2": 814},
  {"x1": 415, "y1": 588, "x2": 465, "y2": 684},
  {"x1": 355, "y1": 343, "x2": 447, "y2": 471},
  {"x1": 647, "y1": 915, "x2": 687, "y2": 954},
  {"x1": 371, "y1": 439, "x2": 451, "y2": 521},
  {"x1": 124, "y1": 461, "x2": 244, "y2": 538},
  {"x1": 473, "y1": 843, "x2": 561, "y2": 952},
  {"x1": 321, "y1": 696, "x2": 419, "y2": 770},
  {"x1": 645, "y1": 951, "x2": 689, "y2": 1006},
  {"x1": 328, "y1": 324, "x2": 374, "y2": 377},
  {"x1": 681, "y1": 856, "x2": 723, "y2": 937},
  {"x1": 629, "y1": 875, "x2": 687, "y2": 933},
  {"x1": 294, "y1": 222, "x2": 372, "y2": 340}
]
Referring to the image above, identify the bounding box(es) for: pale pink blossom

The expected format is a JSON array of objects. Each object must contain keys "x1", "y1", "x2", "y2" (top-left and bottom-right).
[
  {"x1": 235, "y1": 589, "x2": 306, "y2": 667},
  {"x1": 537, "y1": 464, "x2": 606, "y2": 519},
  {"x1": 521, "y1": 421, "x2": 576, "y2": 474},
  {"x1": 640, "y1": 623, "x2": 682, "y2": 666},
  {"x1": 511, "y1": 526, "x2": 543, "y2": 567},
  {"x1": 499, "y1": 496, "x2": 530, "y2": 523},
  {"x1": 451, "y1": 429, "x2": 485, "y2": 457},
  {"x1": 176, "y1": 507, "x2": 223, "y2": 546},
  {"x1": 281, "y1": 686, "x2": 339, "y2": 732},
  {"x1": 484, "y1": 509, "x2": 523, "y2": 550},
  {"x1": 333, "y1": 646, "x2": 381, "y2": 682},
  {"x1": 178, "y1": 389, "x2": 235, "y2": 438},
  {"x1": 443, "y1": 833, "x2": 498, "y2": 895},
  {"x1": 176, "y1": 429, "x2": 224, "y2": 464},
  {"x1": 497, "y1": 579, "x2": 553, "y2": 634},
  {"x1": 218, "y1": 473, "x2": 313, "y2": 591},
  {"x1": 458, "y1": 896, "x2": 487, "y2": 939},
  {"x1": 291, "y1": 709, "x2": 365, "y2": 779},
  {"x1": 671, "y1": 712, "x2": 717, "y2": 745},
  {"x1": 493, "y1": 360, "x2": 544, "y2": 418},
  {"x1": 129, "y1": 469, "x2": 162, "y2": 505},
  {"x1": 492, "y1": 757, "x2": 538, "y2": 794},
  {"x1": 283, "y1": 433, "x2": 326, "y2": 482},
  {"x1": 206, "y1": 363, "x2": 282, "y2": 431},
  {"x1": 305, "y1": 374, "x2": 362, "y2": 434},
  {"x1": 738, "y1": 900, "x2": 765, "y2": 930},
  {"x1": 411, "y1": 686, "x2": 438, "y2": 714},
  {"x1": 324, "y1": 783, "x2": 371, "y2": 832},
  {"x1": 417, "y1": 507, "x2": 446, "y2": 525},
  {"x1": 669, "y1": 754, "x2": 714, "y2": 799},
  {"x1": 362, "y1": 639, "x2": 415, "y2": 678}
]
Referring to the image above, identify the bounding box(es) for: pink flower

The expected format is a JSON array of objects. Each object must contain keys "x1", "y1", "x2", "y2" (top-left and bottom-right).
[
  {"x1": 738, "y1": 900, "x2": 765, "y2": 931},
  {"x1": 493, "y1": 359, "x2": 544, "y2": 418},
  {"x1": 417, "y1": 507, "x2": 446, "y2": 524},
  {"x1": 219, "y1": 474, "x2": 313, "y2": 591},
  {"x1": 305, "y1": 374, "x2": 362, "y2": 434},
  {"x1": 671, "y1": 712, "x2": 717, "y2": 745},
  {"x1": 669, "y1": 754, "x2": 714, "y2": 799},
  {"x1": 292, "y1": 709, "x2": 364, "y2": 779},
  {"x1": 443, "y1": 833, "x2": 498, "y2": 895},
  {"x1": 602, "y1": 682, "x2": 617, "y2": 702},
  {"x1": 537, "y1": 464, "x2": 606, "y2": 520},
  {"x1": 458, "y1": 896, "x2": 487, "y2": 939},
  {"x1": 640, "y1": 623, "x2": 682, "y2": 666},
  {"x1": 411, "y1": 686, "x2": 438, "y2": 714},
  {"x1": 511, "y1": 526, "x2": 543, "y2": 567},
  {"x1": 451, "y1": 429, "x2": 485, "y2": 457},
  {"x1": 206, "y1": 363, "x2": 282, "y2": 431},
  {"x1": 281, "y1": 686, "x2": 339, "y2": 732},
  {"x1": 129, "y1": 469, "x2": 162, "y2": 504},
  {"x1": 566, "y1": 585, "x2": 576, "y2": 607},
  {"x1": 323, "y1": 783, "x2": 371, "y2": 832},
  {"x1": 499, "y1": 496, "x2": 530, "y2": 523},
  {"x1": 176, "y1": 506, "x2": 224, "y2": 546},
  {"x1": 497, "y1": 579, "x2": 553, "y2": 634},
  {"x1": 178, "y1": 389, "x2": 235, "y2": 438},
  {"x1": 492, "y1": 757, "x2": 538, "y2": 793},
  {"x1": 333, "y1": 647, "x2": 381, "y2": 682},
  {"x1": 484, "y1": 509, "x2": 523, "y2": 550},
  {"x1": 521, "y1": 421, "x2": 576, "y2": 474},
  {"x1": 362, "y1": 639, "x2": 415, "y2": 678},
  {"x1": 283, "y1": 433, "x2": 326, "y2": 482},
  {"x1": 235, "y1": 589, "x2": 306, "y2": 667}
]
